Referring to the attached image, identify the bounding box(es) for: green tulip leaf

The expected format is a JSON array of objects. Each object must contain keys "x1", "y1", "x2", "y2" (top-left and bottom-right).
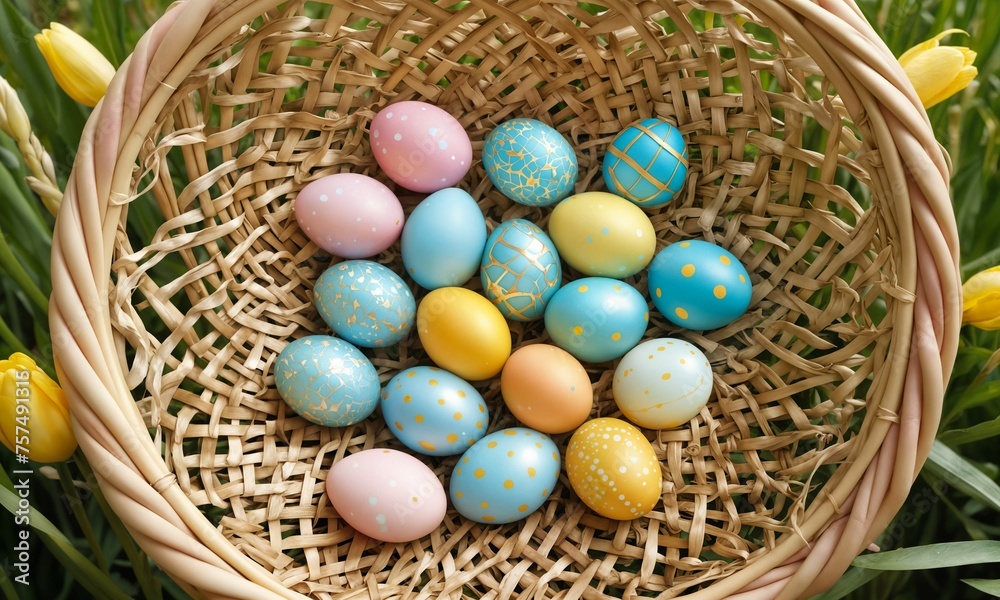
[
  {"x1": 852, "y1": 541, "x2": 1000, "y2": 570},
  {"x1": 925, "y1": 440, "x2": 1000, "y2": 513},
  {"x1": 963, "y1": 579, "x2": 1000, "y2": 598}
]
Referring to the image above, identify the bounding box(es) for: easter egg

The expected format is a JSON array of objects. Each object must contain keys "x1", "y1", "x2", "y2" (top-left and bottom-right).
[
  {"x1": 294, "y1": 173, "x2": 403, "y2": 258},
  {"x1": 565, "y1": 418, "x2": 662, "y2": 520},
  {"x1": 613, "y1": 339, "x2": 713, "y2": 429},
  {"x1": 482, "y1": 118, "x2": 578, "y2": 207},
  {"x1": 313, "y1": 260, "x2": 415, "y2": 348},
  {"x1": 481, "y1": 219, "x2": 562, "y2": 321},
  {"x1": 371, "y1": 101, "x2": 472, "y2": 193},
  {"x1": 450, "y1": 428, "x2": 561, "y2": 524},
  {"x1": 648, "y1": 240, "x2": 752, "y2": 330},
  {"x1": 543, "y1": 278, "x2": 648, "y2": 363},
  {"x1": 401, "y1": 188, "x2": 487, "y2": 290},
  {"x1": 547, "y1": 192, "x2": 656, "y2": 278},
  {"x1": 602, "y1": 118, "x2": 688, "y2": 208},
  {"x1": 417, "y1": 287, "x2": 512, "y2": 380},
  {"x1": 381, "y1": 367, "x2": 489, "y2": 456},
  {"x1": 274, "y1": 336, "x2": 380, "y2": 427},
  {"x1": 500, "y1": 344, "x2": 593, "y2": 434},
  {"x1": 327, "y1": 449, "x2": 446, "y2": 543}
]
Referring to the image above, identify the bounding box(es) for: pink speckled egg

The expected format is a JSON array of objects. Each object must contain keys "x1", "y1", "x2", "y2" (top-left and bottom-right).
[
  {"x1": 371, "y1": 101, "x2": 472, "y2": 193},
  {"x1": 326, "y1": 449, "x2": 447, "y2": 543},
  {"x1": 294, "y1": 173, "x2": 404, "y2": 258}
]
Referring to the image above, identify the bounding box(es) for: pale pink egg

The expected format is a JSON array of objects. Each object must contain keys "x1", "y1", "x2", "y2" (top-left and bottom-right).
[
  {"x1": 371, "y1": 101, "x2": 472, "y2": 193},
  {"x1": 326, "y1": 449, "x2": 446, "y2": 543},
  {"x1": 294, "y1": 173, "x2": 404, "y2": 258}
]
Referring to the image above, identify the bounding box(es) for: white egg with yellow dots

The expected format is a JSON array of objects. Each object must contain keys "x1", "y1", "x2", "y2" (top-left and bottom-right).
[{"x1": 613, "y1": 338, "x2": 713, "y2": 429}]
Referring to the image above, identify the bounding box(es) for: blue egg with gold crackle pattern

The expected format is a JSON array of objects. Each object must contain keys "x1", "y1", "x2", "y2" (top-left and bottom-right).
[
  {"x1": 483, "y1": 118, "x2": 578, "y2": 207},
  {"x1": 481, "y1": 219, "x2": 561, "y2": 321},
  {"x1": 544, "y1": 277, "x2": 649, "y2": 363},
  {"x1": 381, "y1": 366, "x2": 489, "y2": 456},
  {"x1": 648, "y1": 240, "x2": 752, "y2": 330},
  {"x1": 274, "y1": 335, "x2": 380, "y2": 427},
  {"x1": 603, "y1": 118, "x2": 688, "y2": 208},
  {"x1": 450, "y1": 428, "x2": 561, "y2": 524},
  {"x1": 314, "y1": 260, "x2": 415, "y2": 348}
]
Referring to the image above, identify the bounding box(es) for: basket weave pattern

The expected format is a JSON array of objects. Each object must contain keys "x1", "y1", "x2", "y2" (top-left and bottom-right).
[{"x1": 50, "y1": 0, "x2": 960, "y2": 598}]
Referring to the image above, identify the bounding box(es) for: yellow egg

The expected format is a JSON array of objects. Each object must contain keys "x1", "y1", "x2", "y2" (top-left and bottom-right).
[
  {"x1": 565, "y1": 417, "x2": 662, "y2": 520},
  {"x1": 417, "y1": 287, "x2": 512, "y2": 380},
  {"x1": 548, "y1": 192, "x2": 656, "y2": 278}
]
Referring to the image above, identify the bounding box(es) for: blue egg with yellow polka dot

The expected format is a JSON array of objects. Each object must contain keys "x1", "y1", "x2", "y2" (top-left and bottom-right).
[
  {"x1": 381, "y1": 366, "x2": 489, "y2": 456},
  {"x1": 648, "y1": 240, "x2": 752, "y2": 330},
  {"x1": 543, "y1": 277, "x2": 649, "y2": 363},
  {"x1": 603, "y1": 118, "x2": 688, "y2": 208},
  {"x1": 481, "y1": 219, "x2": 562, "y2": 321},
  {"x1": 313, "y1": 260, "x2": 415, "y2": 348},
  {"x1": 450, "y1": 428, "x2": 561, "y2": 524},
  {"x1": 274, "y1": 335, "x2": 380, "y2": 427},
  {"x1": 483, "y1": 118, "x2": 578, "y2": 207}
]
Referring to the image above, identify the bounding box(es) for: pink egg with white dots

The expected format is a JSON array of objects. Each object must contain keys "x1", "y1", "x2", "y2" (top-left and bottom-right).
[
  {"x1": 326, "y1": 449, "x2": 447, "y2": 543},
  {"x1": 371, "y1": 101, "x2": 472, "y2": 193},
  {"x1": 294, "y1": 173, "x2": 404, "y2": 258}
]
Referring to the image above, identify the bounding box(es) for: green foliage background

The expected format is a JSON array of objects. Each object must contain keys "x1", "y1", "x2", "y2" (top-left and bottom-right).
[{"x1": 0, "y1": 0, "x2": 996, "y2": 598}]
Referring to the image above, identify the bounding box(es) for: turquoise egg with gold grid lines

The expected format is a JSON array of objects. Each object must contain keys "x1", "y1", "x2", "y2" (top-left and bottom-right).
[
  {"x1": 481, "y1": 219, "x2": 562, "y2": 321},
  {"x1": 482, "y1": 118, "x2": 578, "y2": 207},
  {"x1": 602, "y1": 118, "x2": 688, "y2": 208}
]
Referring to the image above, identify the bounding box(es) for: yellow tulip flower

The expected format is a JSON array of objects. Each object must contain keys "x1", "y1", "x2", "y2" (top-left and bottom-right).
[
  {"x1": 962, "y1": 266, "x2": 1000, "y2": 330},
  {"x1": 0, "y1": 353, "x2": 78, "y2": 463},
  {"x1": 899, "y1": 29, "x2": 977, "y2": 108},
  {"x1": 34, "y1": 23, "x2": 115, "y2": 107}
]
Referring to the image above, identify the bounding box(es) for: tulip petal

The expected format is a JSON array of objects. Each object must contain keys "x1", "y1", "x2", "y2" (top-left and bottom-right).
[
  {"x1": 0, "y1": 370, "x2": 17, "y2": 453},
  {"x1": 923, "y1": 64, "x2": 978, "y2": 108},
  {"x1": 34, "y1": 23, "x2": 115, "y2": 107},
  {"x1": 903, "y1": 46, "x2": 966, "y2": 107},
  {"x1": 899, "y1": 29, "x2": 969, "y2": 66}
]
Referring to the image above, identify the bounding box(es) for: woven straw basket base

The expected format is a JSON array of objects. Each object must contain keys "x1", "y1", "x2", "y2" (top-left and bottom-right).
[{"x1": 50, "y1": 0, "x2": 960, "y2": 598}]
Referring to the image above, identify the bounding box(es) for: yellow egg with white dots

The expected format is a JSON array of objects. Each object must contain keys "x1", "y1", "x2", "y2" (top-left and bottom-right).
[
  {"x1": 613, "y1": 338, "x2": 713, "y2": 429},
  {"x1": 565, "y1": 418, "x2": 662, "y2": 520}
]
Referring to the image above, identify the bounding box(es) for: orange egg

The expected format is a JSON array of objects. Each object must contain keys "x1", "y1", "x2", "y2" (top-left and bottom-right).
[
  {"x1": 565, "y1": 418, "x2": 662, "y2": 520},
  {"x1": 500, "y1": 344, "x2": 593, "y2": 434}
]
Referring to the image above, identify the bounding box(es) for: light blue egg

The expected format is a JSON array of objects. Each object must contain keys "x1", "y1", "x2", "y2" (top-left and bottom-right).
[
  {"x1": 648, "y1": 240, "x2": 752, "y2": 330},
  {"x1": 483, "y1": 118, "x2": 578, "y2": 207},
  {"x1": 449, "y1": 428, "x2": 561, "y2": 524},
  {"x1": 543, "y1": 277, "x2": 649, "y2": 363},
  {"x1": 381, "y1": 366, "x2": 489, "y2": 456},
  {"x1": 481, "y1": 219, "x2": 562, "y2": 321},
  {"x1": 603, "y1": 118, "x2": 688, "y2": 208},
  {"x1": 313, "y1": 260, "x2": 415, "y2": 348},
  {"x1": 401, "y1": 188, "x2": 487, "y2": 290},
  {"x1": 274, "y1": 335, "x2": 380, "y2": 427}
]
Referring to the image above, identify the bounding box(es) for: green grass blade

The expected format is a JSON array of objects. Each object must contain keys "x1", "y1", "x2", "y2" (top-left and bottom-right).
[
  {"x1": 938, "y1": 414, "x2": 1000, "y2": 446},
  {"x1": 963, "y1": 579, "x2": 1000, "y2": 597},
  {"x1": 0, "y1": 480, "x2": 131, "y2": 600},
  {"x1": 852, "y1": 541, "x2": 1000, "y2": 570},
  {"x1": 89, "y1": 0, "x2": 126, "y2": 66},
  {"x1": 924, "y1": 440, "x2": 1000, "y2": 513}
]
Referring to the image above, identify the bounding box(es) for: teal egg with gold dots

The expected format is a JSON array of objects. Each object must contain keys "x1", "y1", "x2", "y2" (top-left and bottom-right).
[
  {"x1": 543, "y1": 277, "x2": 649, "y2": 363},
  {"x1": 450, "y1": 428, "x2": 561, "y2": 524},
  {"x1": 603, "y1": 118, "x2": 688, "y2": 208},
  {"x1": 381, "y1": 367, "x2": 489, "y2": 456},
  {"x1": 274, "y1": 335, "x2": 380, "y2": 427},
  {"x1": 481, "y1": 219, "x2": 562, "y2": 321},
  {"x1": 648, "y1": 240, "x2": 752, "y2": 330},
  {"x1": 482, "y1": 118, "x2": 578, "y2": 207}
]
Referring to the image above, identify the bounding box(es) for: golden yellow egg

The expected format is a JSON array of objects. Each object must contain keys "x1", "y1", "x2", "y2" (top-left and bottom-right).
[
  {"x1": 416, "y1": 287, "x2": 512, "y2": 380},
  {"x1": 548, "y1": 192, "x2": 656, "y2": 278},
  {"x1": 565, "y1": 417, "x2": 662, "y2": 520}
]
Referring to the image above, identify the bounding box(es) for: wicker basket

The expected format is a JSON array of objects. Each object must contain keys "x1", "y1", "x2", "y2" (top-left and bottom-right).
[{"x1": 49, "y1": 0, "x2": 960, "y2": 598}]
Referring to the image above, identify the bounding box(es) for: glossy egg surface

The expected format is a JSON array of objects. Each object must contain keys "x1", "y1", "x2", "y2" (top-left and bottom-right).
[
  {"x1": 481, "y1": 219, "x2": 561, "y2": 321},
  {"x1": 313, "y1": 260, "x2": 415, "y2": 348}
]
